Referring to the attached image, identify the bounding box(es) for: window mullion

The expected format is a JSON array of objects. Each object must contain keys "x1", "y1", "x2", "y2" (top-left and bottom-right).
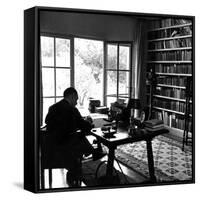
[
  {"x1": 117, "y1": 44, "x2": 119, "y2": 100},
  {"x1": 71, "y1": 38, "x2": 74, "y2": 87},
  {"x1": 103, "y1": 42, "x2": 107, "y2": 106},
  {"x1": 54, "y1": 37, "x2": 56, "y2": 103},
  {"x1": 129, "y1": 45, "x2": 132, "y2": 98}
]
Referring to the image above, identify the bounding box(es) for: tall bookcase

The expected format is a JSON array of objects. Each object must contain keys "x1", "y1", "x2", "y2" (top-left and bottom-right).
[{"x1": 146, "y1": 18, "x2": 193, "y2": 136}]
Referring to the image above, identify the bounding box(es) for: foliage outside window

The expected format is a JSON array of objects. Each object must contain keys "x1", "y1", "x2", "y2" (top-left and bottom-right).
[{"x1": 74, "y1": 38, "x2": 104, "y2": 108}]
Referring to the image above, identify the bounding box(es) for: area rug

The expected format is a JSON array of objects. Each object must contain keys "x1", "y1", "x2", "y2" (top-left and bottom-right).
[{"x1": 115, "y1": 135, "x2": 192, "y2": 182}]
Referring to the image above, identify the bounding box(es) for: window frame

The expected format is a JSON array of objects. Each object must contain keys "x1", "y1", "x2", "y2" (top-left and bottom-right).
[
  {"x1": 40, "y1": 34, "x2": 73, "y2": 124},
  {"x1": 104, "y1": 41, "x2": 132, "y2": 106}
]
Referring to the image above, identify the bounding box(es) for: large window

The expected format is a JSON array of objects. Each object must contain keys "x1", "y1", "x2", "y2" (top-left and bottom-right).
[
  {"x1": 40, "y1": 36, "x2": 132, "y2": 125},
  {"x1": 40, "y1": 36, "x2": 71, "y2": 125},
  {"x1": 105, "y1": 43, "x2": 131, "y2": 107}
]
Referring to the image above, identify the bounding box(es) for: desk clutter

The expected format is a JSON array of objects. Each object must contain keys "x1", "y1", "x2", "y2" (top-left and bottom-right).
[
  {"x1": 88, "y1": 99, "x2": 109, "y2": 114},
  {"x1": 88, "y1": 98, "x2": 127, "y2": 119},
  {"x1": 101, "y1": 126, "x2": 117, "y2": 138},
  {"x1": 89, "y1": 113, "x2": 110, "y2": 128},
  {"x1": 88, "y1": 98, "x2": 127, "y2": 129},
  {"x1": 88, "y1": 98, "x2": 166, "y2": 134},
  {"x1": 95, "y1": 106, "x2": 109, "y2": 114},
  {"x1": 88, "y1": 99, "x2": 101, "y2": 113}
]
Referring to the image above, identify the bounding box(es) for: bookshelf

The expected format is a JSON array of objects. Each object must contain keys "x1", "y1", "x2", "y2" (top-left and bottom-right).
[{"x1": 146, "y1": 18, "x2": 193, "y2": 134}]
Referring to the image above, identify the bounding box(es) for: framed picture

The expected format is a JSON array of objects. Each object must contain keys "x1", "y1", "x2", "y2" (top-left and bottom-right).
[{"x1": 24, "y1": 6, "x2": 195, "y2": 193}]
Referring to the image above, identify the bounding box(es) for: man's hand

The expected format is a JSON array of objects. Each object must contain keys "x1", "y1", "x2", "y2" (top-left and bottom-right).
[{"x1": 85, "y1": 116, "x2": 93, "y2": 124}]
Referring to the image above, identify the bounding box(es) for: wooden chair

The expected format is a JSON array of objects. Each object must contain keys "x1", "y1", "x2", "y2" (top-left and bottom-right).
[{"x1": 40, "y1": 127, "x2": 82, "y2": 189}]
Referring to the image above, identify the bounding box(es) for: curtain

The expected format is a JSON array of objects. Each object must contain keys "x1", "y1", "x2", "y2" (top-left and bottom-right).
[
  {"x1": 40, "y1": 62, "x2": 43, "y2": 127},
  {"x1": 132, "y1": 20, "x2": 148, "y2": 108}
]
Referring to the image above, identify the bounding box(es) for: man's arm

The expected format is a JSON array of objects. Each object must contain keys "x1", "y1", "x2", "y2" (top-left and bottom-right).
[{"x1": 74, "y1": 108, "x2": 93, "y2": 133}]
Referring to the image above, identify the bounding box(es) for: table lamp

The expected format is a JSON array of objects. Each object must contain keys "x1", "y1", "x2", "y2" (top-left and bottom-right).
[{"x1": 127, "y1": 98, "x2": 141, "y2": 136}]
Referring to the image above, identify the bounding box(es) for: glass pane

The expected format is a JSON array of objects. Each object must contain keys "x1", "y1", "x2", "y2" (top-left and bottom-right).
[
  {"x1": 56, "y1": 69, "x2": 71, "y2": 96},
  {"x1": 42, "y1": 68, "x2": 55, "y2": 96},
  {"x1": 56, "y1": 97, "x2": 63, "y2": 103},
  {"x1": 107, "y1": 44, "x2": 117, "y2": 70},
  {"x1": 74, "y1": 38, "x2": 103, "y2": 108},
  {"x1": 106, "y1": 71, "x2": 117, "y2": 95},
  {"x1": 119, "y1": 46, "x2": 130, "y2": 70},
  {"x1": 106, "y1": 96, "x2": 117, "y2": 108},
  {"x1": 118, "y1": 71, "x2": 130, "y2": 95},
  {"x1": 41, "y1": 36, "x2": 54, "y2": 66},
  {"x1": 42, "y1": 98, "x2": 55, "y2": 126},
  {"x1": 56, "y1": 38, "x2": 70, "y2": 67}
]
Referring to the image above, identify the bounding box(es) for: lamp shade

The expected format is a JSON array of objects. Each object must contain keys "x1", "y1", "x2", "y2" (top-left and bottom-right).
[{"x1": 127, "y1": 98, "x2": 141, "y2": 109}]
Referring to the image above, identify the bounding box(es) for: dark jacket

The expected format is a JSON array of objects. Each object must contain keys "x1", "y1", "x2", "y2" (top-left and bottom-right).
[{"x1": 45, "y1": 99, "x2": 92, "y2": 145}]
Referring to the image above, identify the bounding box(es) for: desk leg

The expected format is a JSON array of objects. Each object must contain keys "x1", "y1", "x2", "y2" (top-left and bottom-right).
[
  {"x1": 106, "y1": 147, "x2": 115, "y2": 178},
  {"x1": 146, "y1": 140, "x2": 157, "y2": 183}
]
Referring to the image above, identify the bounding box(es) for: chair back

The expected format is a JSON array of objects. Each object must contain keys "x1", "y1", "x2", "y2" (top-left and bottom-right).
[
  {"x1": 40, "y1": 128, "x2": 56, "y2": 169},
  {"x1": 40, "y1": 127, "x2": 80, "y2": 169}
]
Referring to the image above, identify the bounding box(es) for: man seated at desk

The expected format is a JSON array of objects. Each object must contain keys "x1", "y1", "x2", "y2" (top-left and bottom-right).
[{"x1": 45, "y1": 87, "x2": 106, "y2": 186}]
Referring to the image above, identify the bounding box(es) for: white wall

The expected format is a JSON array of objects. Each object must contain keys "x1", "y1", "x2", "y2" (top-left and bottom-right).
[{"x1": 0, "y1": 0, "x2": 199, "y2": 200}]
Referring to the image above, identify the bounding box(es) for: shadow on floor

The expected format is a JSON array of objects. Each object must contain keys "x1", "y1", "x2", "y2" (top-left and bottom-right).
[{"x1": 13, "y1": 182, "x2": 23, "y2": 189}]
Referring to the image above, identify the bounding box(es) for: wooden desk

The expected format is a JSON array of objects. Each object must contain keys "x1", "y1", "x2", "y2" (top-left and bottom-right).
[{"x1": 91, "y1": 127, "x2": 169, "y2": 183}]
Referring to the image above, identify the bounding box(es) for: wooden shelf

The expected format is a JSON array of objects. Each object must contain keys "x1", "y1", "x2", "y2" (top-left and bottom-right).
[
  {"x1": 153, "y1": 106, "x2": 184, "y2": 115},
  {"x1": 148, "y1": 47, "x2": 192, "y2": 52},
  {"x1": 148, "y1": 35, "x2": 192, "y2": 42},
  {"x1": 148, "y1": 60, "x2": 192, "y2": 64},
  {"x1": 153, "y1": 94, "x2": 186, "y2": 102},
  {"x1": 155, "y1": 72, "x2": 192, "y2": 76},
  {"x1": 148, "y1": 23, "x2": 192, "y2": 32},
  {"x1": 153, "y1": 106, "x2": 192, "y2": 117},
  {"x1": 156, "y1": 84, "x2": 186, "y2": 89}
]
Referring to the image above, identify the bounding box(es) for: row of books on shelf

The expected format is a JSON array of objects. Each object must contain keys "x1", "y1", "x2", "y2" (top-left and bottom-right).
[
  {"x1": 157, "y1": 76, "x2": 187, "y2": 87},
  {"x1": 148, "y1": 27, "x2": 192, "y2": 40},
  {"x1": 148, "y1": 50, "x2": 192, "y2": 61},
  {"x1": 148, "y1": 38, "x2": 191, "y2": 50},
  {"x1": 152, "y1": 110, "x2": 192, "y2": 131},
  {"x1": 155, "y1": 87, "x2": 186, "y2": 99},
  {"x1": 153, "y1": 99, "x2": 192, "y2": 113},
  {"x1": 149, "y1": 18, "x2": 192, "y2": 30},
  {"x1": 153, "y1": 63, "x2": 192, "y2": 74}
]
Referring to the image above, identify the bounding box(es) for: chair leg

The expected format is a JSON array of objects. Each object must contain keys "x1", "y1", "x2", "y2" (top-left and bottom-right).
[
  {"x1": 49, "y1": 169, "x2": 52, "y2": 188},
  {"x1": 79, "y1": 158, "x2": 83, "y2": 185},
  {"x1": 41, "y1": 168, "x2": 45, "y2": 189},
  {"x1": 74, "y1": 158, "x2": 82, "y2": 187}
]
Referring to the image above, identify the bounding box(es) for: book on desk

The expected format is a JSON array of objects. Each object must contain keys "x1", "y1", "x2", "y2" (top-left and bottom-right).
[{"x1": 144, "y1": 119, "x2": 164, "y2": 131}]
